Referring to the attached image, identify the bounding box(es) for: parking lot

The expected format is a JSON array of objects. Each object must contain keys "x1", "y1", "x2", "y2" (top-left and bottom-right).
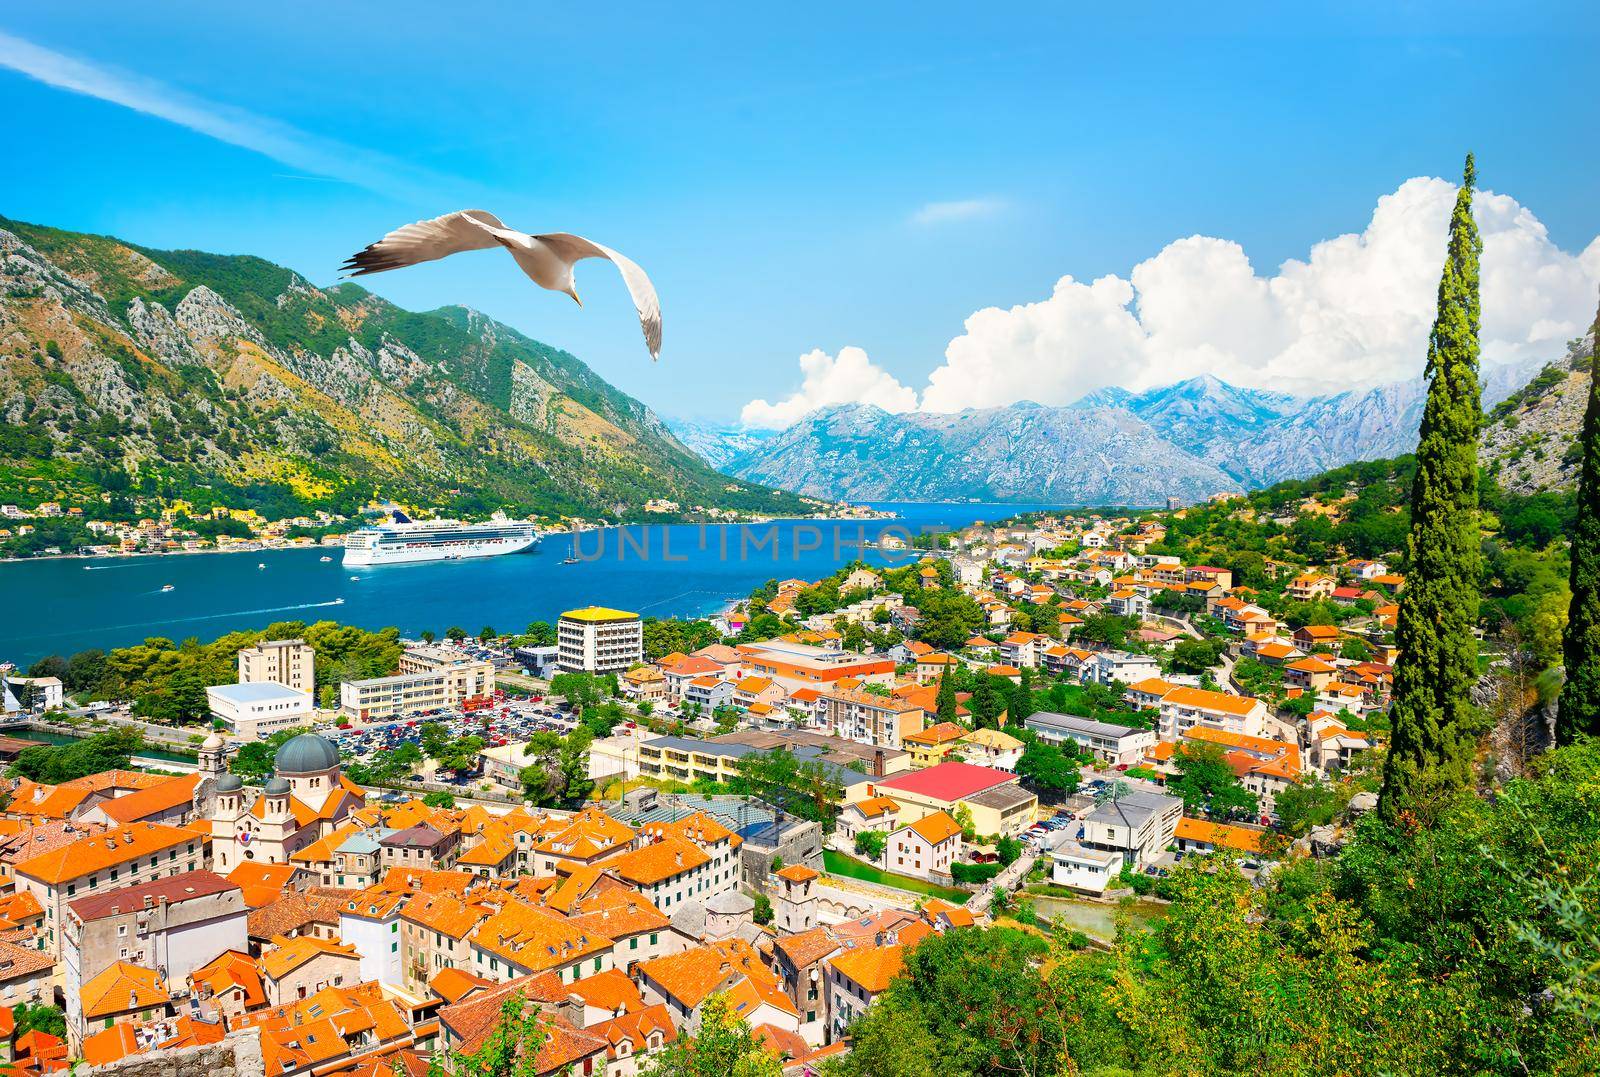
[{"x1": 321, "y1": 693, "x2": 581, "y2": 782}]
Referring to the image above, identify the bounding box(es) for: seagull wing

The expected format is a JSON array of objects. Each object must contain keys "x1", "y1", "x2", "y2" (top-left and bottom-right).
[
  {"x1": 536, "y1": 233, "x2": 663, "y2": 360},
  {"x1": 340, "y1": 210, "x2": 514, "y2": 276}
]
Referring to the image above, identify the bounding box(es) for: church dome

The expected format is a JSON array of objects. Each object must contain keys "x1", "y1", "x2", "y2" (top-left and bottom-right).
[
  {"x1": 264, "y1": 776, "x2": 291, "y2": 796},
  {"x1": 273, "y1": 733, "x2": 340, "y2": 775},
  {"x1": 201, "y1": 730, "x2": 226, "y2": 750},
  {"x1": 216, "y1": 774, "x2": 242, "y2": 792}
]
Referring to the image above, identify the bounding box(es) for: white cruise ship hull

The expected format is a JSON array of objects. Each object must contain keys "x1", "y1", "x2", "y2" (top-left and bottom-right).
[
  {"x1": 343, "y1": 534, "x2": 536, "y2": 566},
  {"x1": 342, "y1": 516, "x2": 540, "y2": 566}
]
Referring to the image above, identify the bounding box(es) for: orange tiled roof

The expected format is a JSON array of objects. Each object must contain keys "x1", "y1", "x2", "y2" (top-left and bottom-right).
[
  {"x1": 15, "y1": 822, "x2": 197, "y2": 886},
  {"x1": 80, "y1": 961, "x2": 168, "y2": 1019},
  {"x1": 607, "y1": 836, "x2": 708, "y2": 886},
  {"x1": 189, "y1": 949, "x2": 265, "y2": 1009},
  {"x1": 828, "y1": 944, "x2": 905, "y2": 994},
  {"x1": 258, "y1": 934, "x2": 359, "y2": 981},
  {"x1": 906, "y1": 811, "x2": 962, "y2": 845},
  {"x1": 98, "y1": 775, "x2": 201, "y2": 824}
]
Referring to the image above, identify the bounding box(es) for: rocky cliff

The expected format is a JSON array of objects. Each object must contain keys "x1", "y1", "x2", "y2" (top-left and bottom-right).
[{"x1": 0, "y1": 216, "x2": 810, "y2": 520}]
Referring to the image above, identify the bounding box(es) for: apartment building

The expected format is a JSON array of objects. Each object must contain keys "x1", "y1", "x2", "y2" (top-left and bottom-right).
[
  {"x1": 1024, "y1": 711, "x2": 1156, "y2": 766},
  {"x1": 819, "y1": 689, "x2": 925, "y2": 750},
  {"x1": 734, "y1": 641, "x2": 895, "y2": 693},
  {"x1": 338, "y1": 657, "x2": 493, "y2": 722},
  {"x1": 558, "y1": 607, "x2": 644, "y2": 674},
  {"x1": 63, "y1": 870, "x2": 247, "y2": 1029},
  {"x1": 12, "y1": 823, "x2": 208, "y2": 954},
  {"x1": 206, "y1": 682, "x2": 315, "y2": 741},
  {"x1": 236, "y1": 638, "x2": 315, "y2": 694}
]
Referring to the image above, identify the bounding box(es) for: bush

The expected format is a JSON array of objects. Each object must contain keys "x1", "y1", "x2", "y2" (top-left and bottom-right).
[{"x1": 952, "y1": 862, "x2": 1002, "y2": 884}]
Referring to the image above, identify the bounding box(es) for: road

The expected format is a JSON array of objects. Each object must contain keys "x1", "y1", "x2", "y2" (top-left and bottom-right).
[{"x1": 969, "y1": 850, "x2": 1039, "y2": 916}]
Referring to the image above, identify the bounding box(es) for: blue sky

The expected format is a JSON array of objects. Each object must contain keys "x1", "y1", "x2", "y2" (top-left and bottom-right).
[{"x1": 3, "y1": 2, "x2": 1598, "y2": 424}]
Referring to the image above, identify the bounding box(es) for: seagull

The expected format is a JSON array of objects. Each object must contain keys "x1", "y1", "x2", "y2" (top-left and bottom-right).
[{"x1": 341, "y1": 210, "x2": 661, "y2": 360}]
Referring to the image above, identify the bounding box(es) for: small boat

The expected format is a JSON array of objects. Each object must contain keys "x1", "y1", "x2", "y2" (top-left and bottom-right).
[
  {"x1": 320, "y1": 555, "x2": 333, "y2": 562},
  {"x1": 257, "y1": 562, "x2": 267, "y2": 569},
  {"x1": 350, "y1": 575, "x2": 361, "y2": 581},
  {"x1": 160, "y1": 584, "x2": 175, "y2": 592},
  {"x1": 333, "y1": 597, "x2": 345, "y2": 605},
  {"x1": 561, "y1": 556, "x2": 579, "y2": 565}
]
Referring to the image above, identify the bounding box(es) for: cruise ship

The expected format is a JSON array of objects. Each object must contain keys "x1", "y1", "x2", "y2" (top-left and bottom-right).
[{"x1": 342, "y1": 511, "x2": 539, "y2": 566}]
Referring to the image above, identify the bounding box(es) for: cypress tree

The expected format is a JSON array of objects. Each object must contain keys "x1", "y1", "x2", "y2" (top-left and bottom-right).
[
  {"x1": 1557, "y1": 298, "x2": 1600, "y2": 743},
  {"x1": 935, "y1": 671, "x2": 959, "y2": 726},
  {"x1": 1378, "y1": 154, "x2": 1484, "y2": 824}
]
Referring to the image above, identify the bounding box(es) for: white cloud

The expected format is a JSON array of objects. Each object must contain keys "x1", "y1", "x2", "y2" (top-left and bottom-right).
[
  {"x1": 910, "y1": 197, "x2": 1006, "y2": 227},
  {"x1": 919, "y1": 177, "x2": 1600, "y2": 411},
  {"x1": 740, "y1": 346, "x2": 920, "y2": 429},
  {"x1": 0, "y1": 29, "x2": 449, "y2": 201}
]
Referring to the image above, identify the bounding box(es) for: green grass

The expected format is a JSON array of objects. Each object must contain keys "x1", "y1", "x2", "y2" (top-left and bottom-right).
[{"x1": 822, "y1": 850, "x2": 971, "y2": 904}]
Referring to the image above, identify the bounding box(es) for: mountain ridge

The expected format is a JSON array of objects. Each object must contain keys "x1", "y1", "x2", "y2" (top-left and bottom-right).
[
  {"x1": 0, "y1": 215, "x2": 812, "y2": 522},
  {"x1": 716, "y1": 361, "x2": 1543, "y2": 504}
]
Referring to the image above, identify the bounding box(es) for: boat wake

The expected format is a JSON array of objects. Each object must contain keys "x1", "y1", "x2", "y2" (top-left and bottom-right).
[{"x1": 0, "y1": 598, "x2": 349, "y2": 646}]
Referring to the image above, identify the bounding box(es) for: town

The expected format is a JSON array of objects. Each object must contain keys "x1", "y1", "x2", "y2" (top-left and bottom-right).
[{"x1": 0, "y1": 490, "x2": 1423, "y2": 1077}]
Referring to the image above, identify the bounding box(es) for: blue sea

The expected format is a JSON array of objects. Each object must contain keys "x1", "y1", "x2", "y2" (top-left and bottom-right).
[{"x1": 0, "y1": 502, "x2": 1065, "y2": 665}]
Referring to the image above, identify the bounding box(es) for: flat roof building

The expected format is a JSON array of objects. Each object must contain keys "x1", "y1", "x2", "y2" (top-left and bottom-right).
[
  {"x1": 236, "y1": 638, "x2": 315, "y2": 694},
  {"x1": 558, "y1": 607, "x2": 644, "y2": 674},
  {"x1": 206, "y1": 682, "x2": 315, "y2": 742}
]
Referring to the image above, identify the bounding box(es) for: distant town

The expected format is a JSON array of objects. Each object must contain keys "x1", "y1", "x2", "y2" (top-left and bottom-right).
[{"x1": 0, "y1": 488, "x2": 1414, "y2": 1075}]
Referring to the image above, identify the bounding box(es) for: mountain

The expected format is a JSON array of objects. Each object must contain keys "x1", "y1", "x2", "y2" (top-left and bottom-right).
[
  {"x1": 1083, "y1": 367, "x2": 1536, "y2": 487},
  {"x1": 721, "y1": 362, "x2": 1546, "y2": 505},
  {"x1": 663, "y1": 419, "x2": 777, "y2": 469},
  {"x1": 726, "y1": 403, "x2": 1239, "y2": 505},
  {"x1": 1480, "y1": 324, "x2": 1598, "y2": 493},
  {"x1": 0, "y1": 216, "x2": 812, "y2": 522}
]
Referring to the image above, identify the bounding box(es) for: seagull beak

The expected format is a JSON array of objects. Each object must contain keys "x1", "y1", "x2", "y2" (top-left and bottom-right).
[{"x1": 566, "y1": 287, "x2": 582, "y2": 307}]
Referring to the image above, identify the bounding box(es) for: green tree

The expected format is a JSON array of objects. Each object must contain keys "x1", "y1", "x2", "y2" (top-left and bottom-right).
[
  {"x1": 445, "y1": 626, "x2": 467, "y2": 641},
  {"x1": 854, "y1": 829, "x2": 887, "y2": 861},
  {"x1": 1558, "y1": 299, "x2": 1600, "y2": 743},
  {"x1": 1170, "y1": 742, "x2": 1258, "y2": 821},
  {"x1": 1380, "y1": 154, "x2": 1485, "y2": 825},
  {"x1": 11, "y1": 1002, "x2": 66, "y2": 1039},
  {"x1": 423, "y1": 790, "x2": 457, "y2": 809},
  {"x1": 519, "y1": 620, "x2": 557, "y2": 646},
  {"x1": 1015, "y1": 737, "x2": 1079, "y2": 797},
  {"x1": 935, "y1": 671, "x2": 959, "y2": 725},
  {"x1": 1274, "y1": 775, "x2": 1348, "y2": 837},
  {"x1": 11, "y1": 729, "x2": 143, "y2": 783},
  {"x1": 451, "y1": 991, "x2": 549, "y2": 1077},
  {"x1": 644, "y1": 993, "x2": 782, "y2": 1077},
  {"x1": 550, "y1": 671, "x2": 607, "y2": 713}
]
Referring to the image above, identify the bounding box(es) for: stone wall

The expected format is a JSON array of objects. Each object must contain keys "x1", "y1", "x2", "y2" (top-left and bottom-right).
[{"x1": 81, "y1": 1030, "x2": 264, "y2": 1077}]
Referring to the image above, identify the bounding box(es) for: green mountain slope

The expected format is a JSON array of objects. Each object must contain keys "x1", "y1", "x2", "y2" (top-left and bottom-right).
[{"x1": 0, "y1": 215, "x2": 814, "y2": 522}]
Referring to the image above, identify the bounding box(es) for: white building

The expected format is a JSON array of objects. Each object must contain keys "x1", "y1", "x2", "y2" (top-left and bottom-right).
[
  {"x1": 338, "y1": 659, "x2": 493, "y2": 722},
  {"x1": 236, "y1": 638, "x2": 315, "y2": 694},
  {"x1": 1048, "y1": 839, "x2": 1124, "y2": 894},
  {"x1": 206, "y1": 682, "x2": 315, "y2": 741},
  {"x1": 1024, "y1": 712, "x2": 1156, "y2": 766},
  {"x1": 3, "y1": 675, "x2": 64, "y2": 715},
  {"x1": 558, "y1": 607, "x2": 644, "y2": 674}
]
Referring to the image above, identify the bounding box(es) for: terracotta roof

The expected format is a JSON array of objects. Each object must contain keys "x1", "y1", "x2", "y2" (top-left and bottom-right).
[
  {"x1": 401, "y1": 891, "x2": 493, "y2": 940},
  {"x1": 81, "y1": 1016, "x2": 222, "y2": 1067},
  {"x1": 258, "y1": 934, "x2": 359, "y2": 981},
  {"x1": 905, "y1": 811, "x2": 963, "y2": 845},
  {"x1": 774, "y1": 864, "x2": 818, "y2": 883},
  {"x1": 569, "y1": 968, "x2": 645, "y2": 1014},
  {"x1": 1174, "y1": 816, "x2": 1266, "y2": 854},
  {"x1": 1160, "y1": 687, "x2": 1262, "y2": 717},
  {"x1": 850, "y1": 795, "x2": 900, "y2": 819},
  {"x1": 829, "y1": 944, "x2": 905, "y2": 993},
  {"x1": 97, "y1": 774, "x2": 202, "y2": 824},
  {"x1": 0, "y1": 939, "x2": 53, "y2": 981},
  {"x1": 429, "y1": 967, "x2": 495, "y2": 1004},
  {"x1": 437, "y1": 976, "x2": 605, "y2": 1071},
  {"x1": 189, "y1": 949, "x2": 265, "y2": 1009},
  {"x1": 903, "y1": 722, "x2": 967, "y2": 747},
  {"x1": 80, "y1": 961, "x2": 168, "y2": 1019},
  {"x1": 14, "y1": 822, "x2": 198, "y2": 886},
  {"x1": 70, "y1": 868, "x2": 237, "y2": 922},
  {"x1": 638, "y1": 939, "x2": 791, "y2": 1014}
]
